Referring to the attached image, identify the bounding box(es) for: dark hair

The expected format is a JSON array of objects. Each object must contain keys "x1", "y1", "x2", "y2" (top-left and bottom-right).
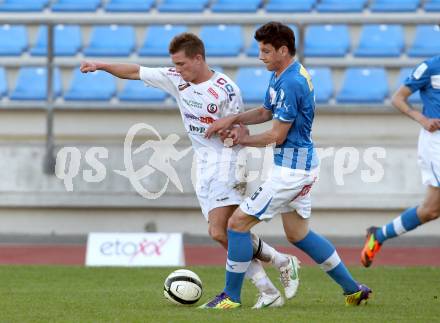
[
  {"x1": 255, "y1": 22, "x2": 296, "y2": 56},
  {"x1": 169, "y1": 32, "x2": 206, "y2": 60}
]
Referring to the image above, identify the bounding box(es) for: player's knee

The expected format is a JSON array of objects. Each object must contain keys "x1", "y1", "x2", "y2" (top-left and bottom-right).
[
  {"x1": 208, "y1": 226, "x2": 227, "y2": 245},
  {"x1": 420, "y1": 206, "x2": 440, "y2": 222}
]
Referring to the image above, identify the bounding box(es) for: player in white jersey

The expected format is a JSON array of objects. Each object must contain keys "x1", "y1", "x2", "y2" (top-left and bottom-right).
[
  {"x1": 361, "y1": 55, "x2": 440, "y2": 267},
  {"x1": 80, "y1": 32, "x2": 299, "y2": 308}
]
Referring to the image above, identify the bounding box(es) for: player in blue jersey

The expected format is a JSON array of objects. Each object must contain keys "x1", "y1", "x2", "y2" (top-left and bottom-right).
[
  {"x1": 361, "y1": 55, "x2": 440, "y2": 267},
  {"x1": 200, "y1": 22, "x2": 371, "y2": 309}
]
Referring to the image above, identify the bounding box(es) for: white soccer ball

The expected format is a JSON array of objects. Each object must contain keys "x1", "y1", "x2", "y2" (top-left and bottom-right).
[{"x1": 163, "y1": 269, "x2": 203, "y2": 305}]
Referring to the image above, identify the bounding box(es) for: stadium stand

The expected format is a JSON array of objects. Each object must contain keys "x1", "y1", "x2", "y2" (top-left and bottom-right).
[
  {"x1": 337, "y1": 68, "x2": 388, "y2": 103},
  {"x1": 0, "y1": 67, "x2": 6, "y2": 98},
  {"x1": 308, "y1": 67, "x2": 333, "y2": 104},
  {"x1": 10, "y1": 67, "x2": 61, "y2": 100},
  {"x1": 304, "y1": 24, "x2": 350, "y2": 57},
  {"x1": 64, "y1": 69, "x2": 116, "y2": 101},
  {"x1": 236, "y1": 67, "x2": 271, "y2": 103},
  {"x1": 83, "y1": 25, "x2": 135, "y2": 57},
  {"x1": 0, "y1": 0, "x2": 48, "y2": 12},
  {"x1": 316, "y1": 0, "x2": 367, "y2": 12},
  {"x1": 211, "y1": 0, "x2": 262, "y2": 13},
  {"x1": 51, "y1": 0, "x2": 101, "y2": 12},
  {"x1": 408, "y1": 24, "x2": 440, "y2": 57},
  {"x1": 119, "y1": 80, "x2": 168, "y2": 102},
  {"x1": 157, "y1": 0, "x2": 209, "y2": 12},
  {"x1": 265, "y1": 0, "x2": 316, "y2": 12},
  {"x1": 425, "y1": 0, "x2": 440, "y2": 11},
  {"x1": 354, "y1": 24, "x2": 404, "y2": 57},
  {"x1": 397, "y1": 68, "x2": 422, "y2": 103},
  {"x1": 370, "y1": 0, "x2": 420, "y2": 12},
  {"x1": 139, "y1": 25, "x2": 187, "y2": 56},
  {"x1": 105, "y1": 0, "x2": 155, "y2": 12},
  {"x1": 200, "y1": 24, "x2": 243, "y2": 56},
  {"x1": 31, "y1": 25, "x2": 82, "y2": 56},
  {"x1": 0, "y1": 25, "x2": 27, "y2": 56}
]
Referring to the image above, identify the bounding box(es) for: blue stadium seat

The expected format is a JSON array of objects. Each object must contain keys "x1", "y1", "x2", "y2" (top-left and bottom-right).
[
  {"x1": 139, "y1": 25, "x2": 187, "y2": 57},
  {"x1": 0, "y1": 0, "x2": 48, "y2": 11},
  {"x1": 84, "y1": 25, "x2": 135, "y2": 57},
  {"x1": 119, "y1": 81, "x2": 168, "y2": 102},
  {"x1": 0, "y1": 25, "x2": 27, "y2": 56},
  {"x1": 408, "y1": 25, "x2": 440, "y2": 57},
  {"x1": 316, "y1": 0, "x2": 366, "y2": 12},
  {"x1": 354, "y1": 24, "x2": 404, "y2": 57},
  {"x1": 397, "y1": 68, "x2": 422, "y2": 104},
  {"x1": 65, "y1": 69, "x2": 116, "y2": 101},
  {"x1": 304, "y1": 25, "x2": 349, "y2": 57},
  {"x1": 211, "y1": 0, "x2": 262, "y2": 12},
  {"x1": 247, "y1": 25, "x2": 298, "y2": 57},
  {"x1": 0, "y1": 67, "x2": 7, "y2": 98},
  {"x1": 31, "y1": 25, "x2": 81, "y2": 56},
  {"x1": 337, "y1": 68, "x2": 388, "y2": 103},
  {"x1": 200, "y1": 25, "x2": 243, "y2": 57},
  {"x1": 265, "y1": 0, "x2": 315, "y2": 12},
  {"x1": 10, "y1": 67, "x2": 61, "y2": 100},
  {"x1": 157, "y1": 0, "x2": 208, "y2": 12},
  {"x1": 425, "y1": 0, "x2": 440, "y2": 11},
  {"x1": 308, "y1": 67, "x2": 333, "y2": 104},
  {"x1": 370, "y1": 0, "x2": 420, "y2": 12},
  {"x1": 51, "y1": 0, "x2": 101, "y2": 12},
  {"x1": 105, "y1": 0, "x2": 154, "y2": 12},
  {"x1": 236, "y1": 67, "x2": 271, "y2": 103}
]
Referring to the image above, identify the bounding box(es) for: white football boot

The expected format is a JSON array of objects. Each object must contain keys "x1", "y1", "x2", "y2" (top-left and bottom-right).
[
  {"x1": 279, "y1": 255, "x2": 300, "y2": 299},
  {"x1": 252, "y1": 291, "x2": 284, "y2": 309}
]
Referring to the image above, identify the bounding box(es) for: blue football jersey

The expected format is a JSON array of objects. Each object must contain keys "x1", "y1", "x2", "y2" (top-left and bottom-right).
[
  {"x1": 404, "y1": 55, "x2": 440, "y2": 118},
  {"x1": 263, "y1": 61, "x2": 319, "y2": 171}
]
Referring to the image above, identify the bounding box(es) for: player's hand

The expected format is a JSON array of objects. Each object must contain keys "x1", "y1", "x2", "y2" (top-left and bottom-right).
[
  {"x1": 421, "y1": 118, "x2": 440, "y2": 132},
  {"x1": 234, "y1": 123, "x2": 249, "y2": 145},
  {"x1": 205, "y1": 116, "x2": 235, "y2": 139},
  {"x1": 80, "y1": 61, "x2": 98, "y2": 73}
]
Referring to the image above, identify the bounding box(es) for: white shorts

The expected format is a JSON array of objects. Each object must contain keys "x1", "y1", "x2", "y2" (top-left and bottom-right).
[
  {"x1": 240, "y1": 165, "x2": 319, "y2": 221},
  {"x1": 417, "y1": 129, "x2": 440, "y2": 187},
  {"x1": 195, "y1": 161, "x2": 247, "y2": 221}
]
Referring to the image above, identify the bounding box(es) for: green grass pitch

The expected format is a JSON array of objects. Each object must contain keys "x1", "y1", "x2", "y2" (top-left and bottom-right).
[{"x1": 0, "y1": 265, "x2": 438, "y2": 322}]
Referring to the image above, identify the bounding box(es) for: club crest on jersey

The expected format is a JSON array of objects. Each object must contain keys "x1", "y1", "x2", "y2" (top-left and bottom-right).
[
  {"x1": 207, "y1": 103, "x2": 218, "y2": 114},
  {"x1": 208, "y1": 87, "x2": 219, "y2": 99},
  {"x1": 178, "y1": 83, "x2": 190, "y2": 91}
]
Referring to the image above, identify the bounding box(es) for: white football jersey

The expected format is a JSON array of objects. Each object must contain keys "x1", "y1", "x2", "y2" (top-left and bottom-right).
[{"x1": 139, "y1": 66, "x2": 244, "y2": 164}]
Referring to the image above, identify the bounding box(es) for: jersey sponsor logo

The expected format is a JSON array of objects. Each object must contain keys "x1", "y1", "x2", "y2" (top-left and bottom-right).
[
  {"x1": 182, "y1": 98, "x2": 203, "y2": 109},
  {"x1": 216, "y1": 196, "x2": 229, "y2": 202},
  {"x1": 167, "y1": 67, "x2": 180, "y2": 77},
  {"x1": 178, "y1": 83, "x2": 191, "y2": 91},
  {"x1": 189, "y1": 124, "x2": 206, "y2": 134},
  {"x1": 200, "y1": 116, "x2": 215, "y2": 124},
  {"x1": 216, "y1": 77, "x2": 236, "y2": 101},
  {"x1": 184, "y1": 112, "x2": 198, "y2": 120},
  {"x1": 184, "y1": 113, "x2": 215, "y2": 125},
  {"x1": 208, "y1": 87, "x2": 219, "y2": 99},
  {"x1": 193, "y1": 90, "x2": 203, "y2": 95},
  {"x1": 207, "y1": 103, "x2": 218, "y2": 114}
]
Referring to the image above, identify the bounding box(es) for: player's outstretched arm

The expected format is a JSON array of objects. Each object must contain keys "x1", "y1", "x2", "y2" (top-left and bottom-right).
[
  {"x1": 392, "y1": 85, "x2": 440, "y2": 132},
  {"x1": 80, "y1": 60, "x2": 141, "y2": 80},
  {"x1": 205, "y1": 107, "x2": 272, "y2": 139}
]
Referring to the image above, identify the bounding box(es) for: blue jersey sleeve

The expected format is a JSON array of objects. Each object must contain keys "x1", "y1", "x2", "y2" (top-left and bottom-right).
[
  {"x1": 273, "y1": 81, "x2": 299, "y2": 123},
  {"x1": 263, "y1": 86, "x2": 272, "y2": 110},
  {"x1": 404, "y1": 61, "x2": 430, "y2": 93}
]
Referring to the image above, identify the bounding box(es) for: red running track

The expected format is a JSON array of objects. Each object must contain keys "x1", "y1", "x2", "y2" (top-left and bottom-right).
[{"x1": 0, "y1": 245, "x2": 439, "y2": 266}]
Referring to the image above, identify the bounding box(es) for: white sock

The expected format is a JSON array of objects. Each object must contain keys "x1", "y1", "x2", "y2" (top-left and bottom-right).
[
  {"x1": 246, "y1": 260, "x2": 278, "y2": 295},
  {"x1": 251, "y1": 233, "x2": 289, "y2": 268}
]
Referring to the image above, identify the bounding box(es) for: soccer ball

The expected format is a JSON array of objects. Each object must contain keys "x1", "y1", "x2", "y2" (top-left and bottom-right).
[{"x1": 163, "y1": 269, "x2": 203, "y2": 305}]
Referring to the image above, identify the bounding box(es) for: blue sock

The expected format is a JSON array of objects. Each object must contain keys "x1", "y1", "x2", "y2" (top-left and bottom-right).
[
  {"x1": 294, "y1": 230, "x2": 359, "y2": 294},
  {"x1": 375, "y1": 207, "x2": 421, "y2": 244},
  {"x1": 224, "y1": 229, "x2": 253, "y2": 303}
]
